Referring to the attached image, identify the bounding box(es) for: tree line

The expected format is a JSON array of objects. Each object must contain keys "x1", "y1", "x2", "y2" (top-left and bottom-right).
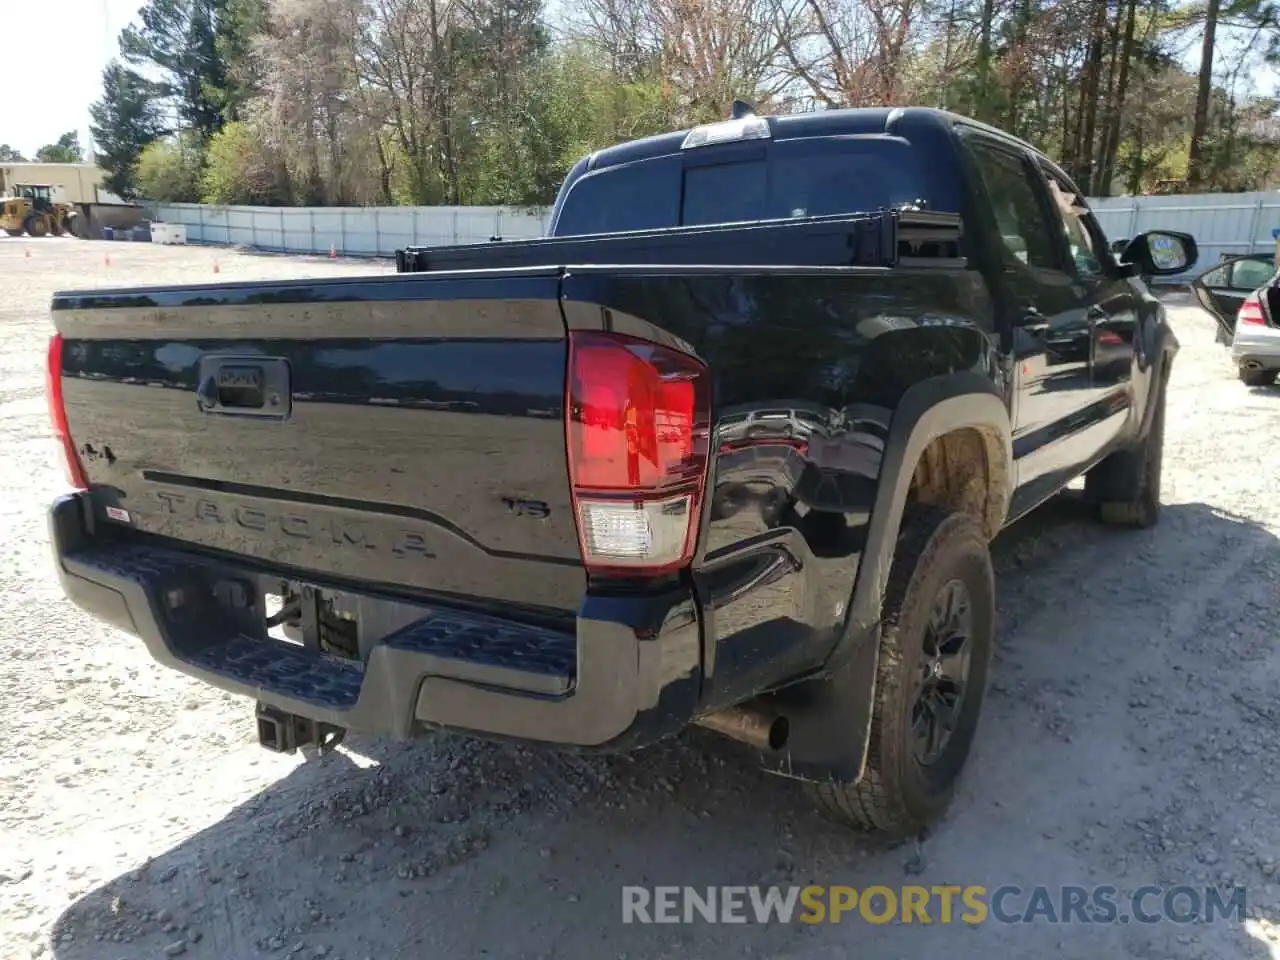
[
  {"x1": 81, "y1": 0, "x2": 1280, "y2": 208},
  {"x1": 0, "y1": 133, "x2": 85, "y2": 165}
]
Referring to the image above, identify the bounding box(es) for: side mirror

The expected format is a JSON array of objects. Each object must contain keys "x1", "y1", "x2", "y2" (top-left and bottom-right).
[
  {"x1": 1119, "y1": 230, "x2": 1198, "y2": 277},
  {"x1": 1109, "y1": 238, "x2": 1128, "y2": 255}
]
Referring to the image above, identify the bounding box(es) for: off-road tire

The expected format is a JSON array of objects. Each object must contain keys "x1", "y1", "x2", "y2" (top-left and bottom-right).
[
  {"x1": 1239, "y1": 366, "x2": 1276, "y2": 388},
  {"x1": 23, "y1": 215, "x2": 48, "y2": 238},
  {"x1": 805, "y1": 506, "x2": 995, "y2": 843},
  {"x1": 1089, "y1": 372, "x2": 1167, "y2": 528},
  {"x1": 3, "y1": 227, "x2": 23, "y2": 238}
]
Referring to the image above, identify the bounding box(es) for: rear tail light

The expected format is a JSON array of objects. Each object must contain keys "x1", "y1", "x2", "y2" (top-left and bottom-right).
[
  {"x1": 46, "y1": 333, "x2": 89, "y2": 490},
  {"x1": 566, "y1": 331, "x2": 710, "y2": 575},
  {"x1": 1238, "y1": 294, "x2": 1267, "y2": 326}
]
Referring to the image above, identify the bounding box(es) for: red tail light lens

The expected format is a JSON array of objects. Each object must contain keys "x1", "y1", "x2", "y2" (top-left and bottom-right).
[
  {"x1": 566, "y1": 331, "x2": 709, "y2": 574},
  {"x1": 1238, "y1": 294, "x2": 1267, "y2": 326},
  {"x1": 46, "y1": 334, "x2": 89, "y2": 490}
]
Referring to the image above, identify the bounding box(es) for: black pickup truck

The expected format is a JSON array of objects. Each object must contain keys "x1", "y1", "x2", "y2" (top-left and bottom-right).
[{"x1": 47, "y1": 106, "x2": 1194, "y2": 841}]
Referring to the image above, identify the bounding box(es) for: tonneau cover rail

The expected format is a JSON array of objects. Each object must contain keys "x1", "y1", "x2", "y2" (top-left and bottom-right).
[{"x1": 396, "y1": 209, "x2": 965, "y2": 274}]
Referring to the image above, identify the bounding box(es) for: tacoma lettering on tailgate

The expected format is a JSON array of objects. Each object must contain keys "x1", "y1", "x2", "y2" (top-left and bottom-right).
[{"x1": 151, "y1": 490, "x2": 435, "y2": 558}]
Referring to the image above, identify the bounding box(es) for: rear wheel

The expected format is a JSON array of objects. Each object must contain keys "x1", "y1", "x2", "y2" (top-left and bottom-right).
[
  {"x1": 1240, "y1": 366, "x2": 1276, "y2": 387},
  {"x1": 805, "y1": 507, "x2": 994, "y2": 843},
  {"x1": 3, "y1": 227, "x2": 23, "y2": 237}
]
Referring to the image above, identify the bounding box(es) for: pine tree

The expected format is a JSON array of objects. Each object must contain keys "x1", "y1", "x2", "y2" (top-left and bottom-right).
[
  {"x1": 119, "y1": 0, "x2": 231, "y2": 142},
  {"x1": 89, "y1": 62, "x2": 167, "y2": 200},
  {"x1": 211, "y1": 0, "x2": 268, "y2": 122}
]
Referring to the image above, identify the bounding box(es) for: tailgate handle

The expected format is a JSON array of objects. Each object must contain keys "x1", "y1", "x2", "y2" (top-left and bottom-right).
[{"x1": 196, "y1": 356, "x2": 291, "y2": 420}]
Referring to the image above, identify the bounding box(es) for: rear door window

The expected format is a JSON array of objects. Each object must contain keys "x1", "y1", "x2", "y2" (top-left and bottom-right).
[
  {"x1": 1042, "y1": 173, "x2": 1107, "y2": 279},
  {"x1": 965, "y1": 139, "x2": 1062, "y2": 271},
  {"x1": 1199, "y1": 257, "x2": 1278, "y2": 292},
  {"x1": 1232, "y1": 258, "x2": 1277, "y2": 291}
]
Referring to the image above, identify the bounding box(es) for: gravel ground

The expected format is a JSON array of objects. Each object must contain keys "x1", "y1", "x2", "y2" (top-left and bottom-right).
[{"x1": 2, "y1": 236, "x2": 1279, "y2": 960}]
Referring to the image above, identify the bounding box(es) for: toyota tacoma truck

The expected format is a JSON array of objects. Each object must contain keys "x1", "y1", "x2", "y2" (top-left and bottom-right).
[{"x1": 47, "y1": 106, "x2": 1194, "y2": 841}]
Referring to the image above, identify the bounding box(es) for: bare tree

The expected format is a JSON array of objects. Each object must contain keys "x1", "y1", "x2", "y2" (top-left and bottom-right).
[
  {"x1": 565, "y1": 0, "x2": 663, "y2": 78},
  {"x1": 568, "y1": 0, "x2": 804, "y2": 120},
  {"x1": 357, "y1": 0, "x2": 468, "y2": 203},
  {"x1": 253, "y1": 0, "x2": 378, "y2": 203},
  {"x1": 652, "y1": 0, "x2": 800, "y2": 118},
  {"x1": 779, "y1": 0, "x2": 924, "y2": 108}
]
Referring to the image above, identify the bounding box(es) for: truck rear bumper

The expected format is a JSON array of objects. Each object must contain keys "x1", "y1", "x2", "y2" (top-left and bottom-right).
[{"x1": 50, "y1": 493, "x2": 703, "y2": 750}]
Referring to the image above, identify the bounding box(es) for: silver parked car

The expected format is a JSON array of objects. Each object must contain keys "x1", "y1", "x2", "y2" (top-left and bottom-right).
[{"x1": 1191, "y1": 254, "x2": 1280, "y2": 387}]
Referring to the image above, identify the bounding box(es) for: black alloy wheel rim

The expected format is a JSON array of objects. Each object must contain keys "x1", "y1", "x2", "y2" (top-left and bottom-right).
[{"x1": 912, "y1": 577, "x2": 973, "y2": 766}]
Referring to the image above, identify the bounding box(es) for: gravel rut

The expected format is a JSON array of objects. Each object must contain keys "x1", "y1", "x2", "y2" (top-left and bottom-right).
[{"x1": 1, "y1": 237, "x2": 1278, "y2": 960}]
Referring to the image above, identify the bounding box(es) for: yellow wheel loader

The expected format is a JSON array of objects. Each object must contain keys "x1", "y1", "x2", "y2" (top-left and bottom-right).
[{"x1": 0, "y1": 184, "x2": 79, "y2": 238}]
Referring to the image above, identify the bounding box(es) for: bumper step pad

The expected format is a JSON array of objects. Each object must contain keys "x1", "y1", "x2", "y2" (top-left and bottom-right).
[{"x1": 59, "y1": 538, "x2": 579, "y2": 732}]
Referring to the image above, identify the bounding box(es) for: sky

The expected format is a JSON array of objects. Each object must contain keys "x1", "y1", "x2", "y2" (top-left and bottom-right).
[
  {"x1": 0, "y1": 0, "x2": 143, "y2": 159},
  {"x1": 0, "y1": 0, "x2": 1274, "y2": 162}
]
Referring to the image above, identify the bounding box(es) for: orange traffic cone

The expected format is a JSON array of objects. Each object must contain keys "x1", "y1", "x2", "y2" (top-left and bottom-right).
[
  {"x1": 212, "y1": 258, "x2": 221, "y2": 274},
  {"x1": 329, "y1": 243, "x2": 337, "y2": 259},
  {"x1": 104, "y1": 252, "x2": 111, "y2": 268},
  {"x1": 24, "y1": 248, "x2": 30, "y2": 258}
]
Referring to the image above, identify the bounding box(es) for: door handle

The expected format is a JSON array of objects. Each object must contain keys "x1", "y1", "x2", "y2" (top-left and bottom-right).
[{"x1": 195, "y1": 355, "x2": 292, "y2": 420}]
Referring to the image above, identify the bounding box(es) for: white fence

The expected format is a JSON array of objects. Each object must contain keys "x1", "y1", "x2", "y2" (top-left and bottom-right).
[
  {"x1": 150, "y1": 203, "x2": 552, "y2": 257},
  {"x1": 1089, "y1": 191, "x2": 1280, "y2": 281},
  {"x1": 154, "y1": 192, "x2": 1280, "y2": 280}
]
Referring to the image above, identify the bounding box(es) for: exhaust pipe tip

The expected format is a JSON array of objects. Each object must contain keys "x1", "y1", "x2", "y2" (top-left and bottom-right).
[
  {"x1": 766, "y1": 715, "x2": 789, "y2": 751},
  {"x1": 696, "y1": 704, "x2": 790, "y2": 752}
]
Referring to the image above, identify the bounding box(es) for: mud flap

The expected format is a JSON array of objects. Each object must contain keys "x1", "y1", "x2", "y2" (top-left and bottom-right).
[
  {"x1": 753, "y1": 374, "x2": 1012, "y2": 784},
  {"x1": 757, "y1": 624, "x2": 881, "y2": 784}
]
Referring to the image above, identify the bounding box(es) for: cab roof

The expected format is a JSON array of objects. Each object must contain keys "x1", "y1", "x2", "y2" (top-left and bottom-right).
[{"x1": 582, "y1": 106, "x2": 1043, "y2": 174}]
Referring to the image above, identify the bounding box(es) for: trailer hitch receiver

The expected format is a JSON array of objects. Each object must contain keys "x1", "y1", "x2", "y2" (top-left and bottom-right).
[{"x1": 255, "y1": 703, "x2": 346, "y2": 755}]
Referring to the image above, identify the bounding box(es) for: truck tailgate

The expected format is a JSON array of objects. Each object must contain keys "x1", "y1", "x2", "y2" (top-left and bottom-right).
[{"x1": 51, "y1": 270, "x2": 584, "y2": 615}]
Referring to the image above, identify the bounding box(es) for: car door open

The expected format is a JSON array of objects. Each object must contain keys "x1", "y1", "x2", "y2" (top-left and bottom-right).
[{"x1": 1192, "y1": 255, "x2": 1277, "y2": 340}]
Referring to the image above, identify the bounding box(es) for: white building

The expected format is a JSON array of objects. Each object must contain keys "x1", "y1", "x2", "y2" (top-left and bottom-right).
[{"x1": 0, "y1": 162, "x2": 123, "y2": 204}]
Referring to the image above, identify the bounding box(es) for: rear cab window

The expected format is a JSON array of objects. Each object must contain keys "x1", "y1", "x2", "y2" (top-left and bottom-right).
[
  {"x1": 550, "y1": 156, "x2": 682, "y2": 236},
  {"x1": 552, "y1": 135, "x2": 932, "y2": 237}
]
